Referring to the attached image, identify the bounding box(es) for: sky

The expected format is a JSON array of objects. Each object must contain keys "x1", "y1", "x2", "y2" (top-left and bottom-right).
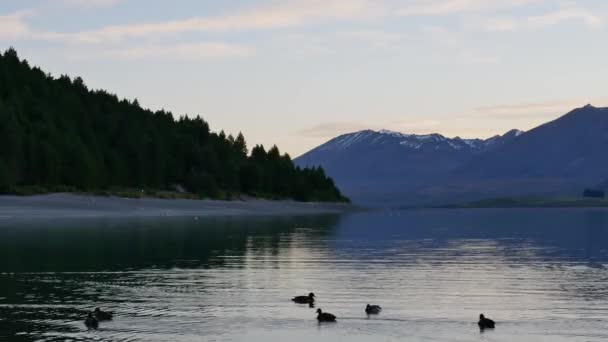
[{"x1": 1, "y1": 0, "x2": 607, "y2": 156}]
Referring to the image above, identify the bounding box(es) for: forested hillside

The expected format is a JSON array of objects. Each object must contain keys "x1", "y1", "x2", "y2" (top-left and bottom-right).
[{"x1": 0, "y1": 48, "x2": 347, "y2": 202}]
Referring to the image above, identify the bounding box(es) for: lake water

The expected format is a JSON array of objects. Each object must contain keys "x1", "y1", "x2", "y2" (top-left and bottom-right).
[{"x1": 1, "y1": 208, "x2": 608, "y2": 341}]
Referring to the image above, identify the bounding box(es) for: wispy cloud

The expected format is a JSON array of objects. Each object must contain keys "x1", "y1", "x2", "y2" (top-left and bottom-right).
[
  {"x1": 297, "y1": 118, "x2": 444, "y2": 138},
  {"x1": 49, "y1": 0, "x2": 380, "y2": 44},
  {"x1": 297, "y1": 99, "x2": 608, "y2": 142},
  {"x1": 51, "y1": 0, "x2": 559, "y2": 45},
  {"x1": 397, "y1": 0, "x2": 541, "y2": 17},
  {"x1": 480, "y1": 3, "x2": 603, "y2": 31},
  {"x1": 473, "y1": 98, "x2": 608, "y2": 118},
  {"x1": 0, "y1": 10, "x2": 34, "y2": 40},
  {"x1": 101, "y1": 42, "x2": 253, "y2": 60},
  {"x1": 336, "y1": 29, "x2": 406, "y2": 49},
  {"x1": 528, "y1": 6, "x2": 602, "y2": 29},
  {"x1": 61, "y1": 0, "x2": 125, "y2": 9},
  {"x1": 5, "y1": 0, "x2": 603, "y2": 48},
  {"x1": 478, "y1": 17, "x2": 520, "y2": 31},
  {"x1": 0, "y1": 0, "x2": 376, "y2": 46},
  {"x1": 415, "y1": 25, "x2": 500, "y2": 64}
]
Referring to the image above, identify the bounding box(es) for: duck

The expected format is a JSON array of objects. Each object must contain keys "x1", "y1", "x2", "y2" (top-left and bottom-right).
[
  {"x1": 94, "y1": 307, "x2": 113, "y2": 321},
  {"x1": 292, "y1": 292, "x2": 315, "y2": 304},
  {"x1": 316, "y1": 308, "x2": 337, "y2": 322},
  {"x1": 365, "y1": 304, "x2": 382, "y2": 314},
  {"x1": 84, "y1": 313, "x2": 99, "y2": 329},
  {"x1": 478, "y1": 314, "x2": 495, "y2": 330}
]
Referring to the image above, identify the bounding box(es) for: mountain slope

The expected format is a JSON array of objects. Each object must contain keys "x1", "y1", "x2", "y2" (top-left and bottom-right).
[
  {"x1": 296, "y1": 104, "x2": 608, "y2": 205},
  {"x1": 445, "y1": 105, "x2": 608, "y2": 198},
  {"x1": 295, "y1": 128, "x2": 521, "y2": 204},
  {"x1": 458, "y1": 105, "x2": 608, "y2": 180}
]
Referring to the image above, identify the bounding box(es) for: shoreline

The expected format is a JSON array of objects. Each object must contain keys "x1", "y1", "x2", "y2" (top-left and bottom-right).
[
  {"x1": 436, "y1": 197, "x2": 608, "y2": 209},
  {"x1": 0, "y1": 193, "x2": 356, "y2": 220}
]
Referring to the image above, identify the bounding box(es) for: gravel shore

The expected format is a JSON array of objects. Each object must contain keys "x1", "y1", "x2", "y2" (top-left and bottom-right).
[{"x1": 0, "y1": 193, "x2": 353, "y2": 220}]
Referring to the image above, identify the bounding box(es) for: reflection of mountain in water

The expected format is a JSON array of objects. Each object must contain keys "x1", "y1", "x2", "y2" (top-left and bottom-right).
[
  {"x1": 2, "y1": 210, "x2": 608, "y2": 341},
  {"x1": 327, "y1": 209, "x2": 608, "y2": 264},
  {"x1": 2, "y1": 209, "x2": 607, "y2": 273}
]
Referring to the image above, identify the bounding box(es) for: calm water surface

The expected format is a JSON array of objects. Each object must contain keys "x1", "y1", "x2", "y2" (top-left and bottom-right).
[{"x1": 1, "y1": 209, "x2": 608, "y2": 341}]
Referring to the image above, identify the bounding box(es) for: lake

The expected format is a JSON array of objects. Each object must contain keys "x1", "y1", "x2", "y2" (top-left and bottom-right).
[{"x1": 1, "y1": 208, "x2": 608, "y2": 341}]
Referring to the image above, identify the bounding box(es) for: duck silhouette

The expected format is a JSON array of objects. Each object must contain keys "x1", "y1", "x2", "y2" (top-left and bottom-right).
[
  {"x1": 365, "y1": 304, "x2": 382, "y2": 314},
  {"x1": 84, "y1": 313, "x2": 99, "y2": 329},
  {"x1": 478, "y1": 314, "x2": 495, "y2": 330},
  {"x1": 292, "y1": 292, "x2": 315, "y2": 304},
  {"x1": 316, "y1": 308, "x2": 337, "y2": 322}
]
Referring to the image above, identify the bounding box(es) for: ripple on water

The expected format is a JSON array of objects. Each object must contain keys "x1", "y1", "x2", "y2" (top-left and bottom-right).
[{"x1": 1, "y1": 210, "x2": 608, "y2": 341}]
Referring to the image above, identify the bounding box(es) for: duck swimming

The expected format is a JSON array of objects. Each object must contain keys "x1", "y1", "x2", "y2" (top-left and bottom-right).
[
  {"x1": 292, "y1": 292, "x2": 315, "y2": 304},
  {"x1": 84, "y1": 313, "x2": 99, "y2": 329},
  {"x1": 94, "y1": 307, "x2": 113, "y2": 321},
  {"x1": 478, "y1": 314, "x2": 495, "y2": 330},
  {"x1": 365, "y1": 304, "x2": 382, "y2": 314},
  {"x1": 316, "y1": 308, "x2": 337, "y2": 322}
]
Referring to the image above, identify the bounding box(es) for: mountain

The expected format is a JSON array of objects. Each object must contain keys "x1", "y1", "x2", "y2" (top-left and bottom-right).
[
  {"x1": 0, "y1": 48, "x2": 347, "y2": 202},
  {"x1": 295, "y1": 104, "x2": 608, "y2": 205},
  {"x1": 458, "y1": 105, "x2": 608, "y2": 180},
  {"x1": 295, "y1": 128, "x2": 522, "y2": 204},
  {"x1": 450, "y1": 104, "x2": 608, "y2": 198}
]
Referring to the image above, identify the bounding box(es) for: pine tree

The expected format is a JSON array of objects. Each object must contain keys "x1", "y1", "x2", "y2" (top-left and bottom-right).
[
  {"x1": 234, "y1": 132, "x2": 247, "y2": 156},
  {"x1": 0, "y1": 48, "x2": 348, "y2": 202}
]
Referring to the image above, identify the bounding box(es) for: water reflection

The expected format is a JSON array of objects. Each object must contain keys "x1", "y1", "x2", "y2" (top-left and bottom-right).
[
  {"x1": 0, "y1": 209, "x2": 607, "y2": 341},
  {"x1": 0, "y1": 215, "x2": 341, "y2": 272},
  {"x1": 329, "y1": 208, "x2": 608, "y2": 264}
]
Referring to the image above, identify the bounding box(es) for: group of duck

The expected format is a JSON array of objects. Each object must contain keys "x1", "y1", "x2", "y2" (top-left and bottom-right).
[
  {"x1": 84, "y1": 294, "x2": 496, "y2": 331},
  {"x1": 83, "y1": 308, "x2": 113, "y2": 329},
  {"x1": 291, "y1": 292, "x2": 497, "y2": 330}
]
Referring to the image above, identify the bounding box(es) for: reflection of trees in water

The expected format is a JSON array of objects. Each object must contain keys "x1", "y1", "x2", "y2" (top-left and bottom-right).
[
  {"x1": 0, "y1": 215, "x2": 343, "y2": 340},
  {"x1": 1, "y1": 210, "x2": 608, "y2": 339},
  {"x1": 0, "y1": 215, "x2": 342, "y2": 272}
]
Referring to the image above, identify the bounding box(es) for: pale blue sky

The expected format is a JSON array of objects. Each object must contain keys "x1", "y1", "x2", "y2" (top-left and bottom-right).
[{"x1": 1, "y1": 0, "x2": 607, "y2": 156}]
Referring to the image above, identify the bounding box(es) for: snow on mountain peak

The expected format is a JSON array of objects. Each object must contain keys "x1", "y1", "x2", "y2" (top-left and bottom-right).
[
  {"x1": 315, "y1": 128, "x2": 523, "y2": 153},
  {"x1": 377, "y1": 129, "x2": 446, "y2": 141},
  {"x1": 377, "y1": 129, "x2": 412, "y2": 138},
  {"x1": 330, "y1": 130, "x2": 374, "y2": 149}
]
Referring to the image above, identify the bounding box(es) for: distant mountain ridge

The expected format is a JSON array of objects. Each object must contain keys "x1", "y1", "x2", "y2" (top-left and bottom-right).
[
  {"x1": 296, "y1": 127, "x2": 523, "y2": 205},
  {"x1": 457, "y1": 104, "x2": 608, "y2": 180},
  {"x1": 307, "y1": 128, "x2": 523, "y2": 154},
  {"x1": 295, "y1": 104, "x2": 608, "y2": 205}
]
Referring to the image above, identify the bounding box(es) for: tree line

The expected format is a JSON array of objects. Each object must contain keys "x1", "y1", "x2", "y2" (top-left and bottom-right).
[{"x1": 0, "y1": 48, "x2": 348, "y2": 202}]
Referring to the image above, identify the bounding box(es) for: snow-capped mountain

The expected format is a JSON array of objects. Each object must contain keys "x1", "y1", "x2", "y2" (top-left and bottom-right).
[
  {"x1": 295, "y1": 105, "x2": 608, "y2": 205},
  {"x1": 295, "y1": 128, "x2": 523, "y2": 204},
  {"x1": 308, "y1": 129, "x2": 523, "y2": 154}
]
